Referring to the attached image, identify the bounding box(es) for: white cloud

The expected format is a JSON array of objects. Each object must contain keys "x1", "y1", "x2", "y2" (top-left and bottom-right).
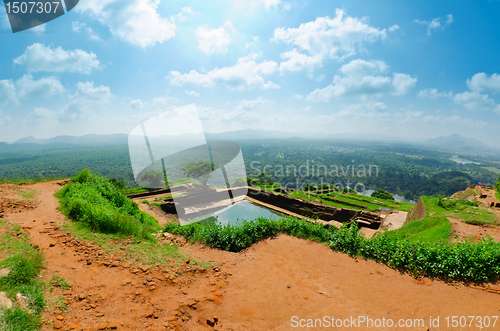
[
  {"x1": 76, "y1": 0, "x2": 176, "y2": 47},
  {"x1": 417, "y1": 88, "x2": 452, "y2": 99},
  {"x1": 72, "y1": 21, "x2": 102, "y2": 41},
  {"x1": 307, "y1": 59, "x2": 417, "y2": 102},
  {"x1": 14, "y1": 43, "x2": 101, "y2": 74},
  {"x1": 274, "y1": 9, "x2": 387, "y2": 74},
  {"x1": 130, "y1": 99, "x2": 145, "y2": 109},
  {"x1": 294, "y1": 94, "x2": 304, "y2": 99},
  {"x1": 0, "y1": 110, "x2": 12, "y2": 126},
  {"x1": 30, "y1": 107, "x2": 55, "y2": 119},
  {"x1": 235, "y1": 97, "x2": 270, "y2": 111},
  {"x1": 196, "y1": 21, "x2": 234, "y2": 55},
  {"x1": 414, "y1": 14, "x2": 453, "y2": 35},
  {"x1": 0, "y1": 80, "x2": 18, "y2": 105},
  {"x1": 388, "y1": 24, "x2": 400, "y2": 32},
  {"x1": 0, "y1": 75, "x2": 65, "y2": 105},
  {"x1": 278, "y1": 50, "x2": 323, "y2": 74},
  {"x1": 302, "y1": 106, "x2": 311, "y2": 112},
  {"x1": 59, "y1": 82, "x2": 115, "y2": 123},
  {"x1": 453, "y1": 91, "x2": 500, "y2": 113},
  {"x1": 467, "y1": 73, "x2": 500, "y2": 93},
  {"x1": 339, "y1": 59, "x2": 389, "y2": 76},
  {"x1": 173, "y1": 6, "x2": 195, "y2": 22},
  {"x1": 185, "y1": 90, "x2": 200, "y2": 97},
  {"x1": 15, "y1": 74, "x2": 65, "y2": 98},
  {"x1": 169, "y1": 53, "x2": 279, "y2": 91}
]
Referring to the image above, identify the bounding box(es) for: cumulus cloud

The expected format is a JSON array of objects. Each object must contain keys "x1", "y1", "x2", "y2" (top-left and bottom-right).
[
  {"x1": 168, "y1": 53, "x2": 279, "y2": 91},
  {"x1": 273, "y1": 9, "x2": 387, "y2": 74},
  {"x1": 185, "y1": 90, "x2": 200, "y2": 97},
  {"x1": 453, "y1": 91, "x2": 500, "y2": 113},
  {"x1": 72, "y1": 21, "x2": 102, "y2": 41},
  {"x1": 196, "y1": 21, "x2": 234, "y2": 55},
  {"x1": 414, "y1": 14, "x2": 453, "y2": 35},
  {"x1": 0, "y1": 75, "x2": 65, "y2": 105},
  {"x1": 59, "y1": 82, "x2": 114, "y2": 123},
  {"x1": 467, "y1": 73, "x2": 500, "y2": 93},
  {"x1": 417, "y1": 88, "x2": 452, "y2": 99},
  {"x1": 307, "y1": 59, "x2": 417, "y2": 102},
  {"x1": 15, "y1": 74, "x2": 65, "y2": 98},
  {"x1": 235, "y1": 97, "x2": 270, "y2": 111},
  {"x1": 76, "y1": 0, "x2": 175, "y2": 47},
  {"x1": 0, "y1": 80, "x2": 18, "y2": 105},
  {"x1": 14, "y1": 44, "x2": 101, "y2": 74}
]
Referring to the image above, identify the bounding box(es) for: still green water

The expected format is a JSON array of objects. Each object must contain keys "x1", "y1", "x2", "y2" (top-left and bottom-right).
[{"x1": 201, "y1": 200, "x2": 283, "y2": 226}]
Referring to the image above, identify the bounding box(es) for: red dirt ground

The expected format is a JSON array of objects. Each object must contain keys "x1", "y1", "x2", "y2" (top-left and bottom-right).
[{"x1": 2, "y1": 181, "x2": 500, "y2": 331}]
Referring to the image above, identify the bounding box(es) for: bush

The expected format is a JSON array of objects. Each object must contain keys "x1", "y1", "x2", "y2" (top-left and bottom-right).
[
  {"x1": 371, "y1": 189, "x2": 394, "y2": 201},
  {"x1": 165, "y1": 217, "x2": 500, "y2": 282},
  {"x1": 56, "y1": 169, "x2": 160, "y2": 238}
]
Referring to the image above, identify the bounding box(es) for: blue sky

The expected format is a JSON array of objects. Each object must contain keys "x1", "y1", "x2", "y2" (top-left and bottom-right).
[{"x1": 1, "y1": 0, "x2": 500, "y2": 146}]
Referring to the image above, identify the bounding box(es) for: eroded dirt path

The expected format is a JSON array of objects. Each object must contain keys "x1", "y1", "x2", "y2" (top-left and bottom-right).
[{"x1": 2, "y1": 181, "x2": 500, "y2": 330}]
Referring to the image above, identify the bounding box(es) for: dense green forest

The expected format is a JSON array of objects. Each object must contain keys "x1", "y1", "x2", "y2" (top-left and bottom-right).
[{"x1": 1, "y1": 139, "x2": 499, "y2": 199}]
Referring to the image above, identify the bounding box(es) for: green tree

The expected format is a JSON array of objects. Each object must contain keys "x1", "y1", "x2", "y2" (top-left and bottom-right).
[
  {"x1": 371, "y1": 189, "x2": 394, "y2": 201},
  {"x1": 180, "y1": 161, "x2": 215, "y2": 188}
]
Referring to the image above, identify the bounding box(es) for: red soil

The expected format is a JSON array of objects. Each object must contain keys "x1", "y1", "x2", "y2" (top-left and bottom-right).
[{"x1": 1, "y1": 181, "x2": 500, "y2": 331}]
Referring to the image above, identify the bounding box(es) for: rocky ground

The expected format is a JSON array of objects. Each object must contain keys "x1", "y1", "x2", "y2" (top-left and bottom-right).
[{"x1": 1, "y1": 181, "x2": 500, "y2": 330}]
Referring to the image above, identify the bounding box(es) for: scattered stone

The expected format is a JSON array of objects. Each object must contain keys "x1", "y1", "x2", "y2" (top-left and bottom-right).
[
  {"x1": 140, "y1": 266, "x2": 149, "y2": 273},
  {"x1": 146, "y1": 276, "x2": 153, "y2": 282},
  {"x1": 90, "y1": 303, "x2": 97, "y2": 309},
  {"x1": 0, "y1": 292, "x2": 12, "y2": 309},
  {"x1": 0, "y1": 268, "x2": 10, "y2": 278},
  {"x1": 56, "y1": 315, "x2": 64, "y2": 321},
  {"x1": 77, "y1": 293, "x2": 86, "y2": 301},
  {"x1": 144, "y1": 310, "x2": 154, "y2": 318},
  {"x1": 207, "y1": 316, "x2": 218, "y2": 327},
  {"x1": 63, "y1": 290, "x2": 72, "y2": 296},
  {"x1": 53, "y1": 320, "x2": 64, "y2": 329},
  {"x1": 98, "y1": 322, "x2": 108, "y2": 330},
  {"x1": 49, "y1": 242, "x2": 56, "y2": 247},
  {"x1": 96, "y1": 312, "x2": 105, "y2": 317}
]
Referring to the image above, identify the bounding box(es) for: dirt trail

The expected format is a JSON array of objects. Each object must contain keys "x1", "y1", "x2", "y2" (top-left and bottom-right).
[{"x1": 2, "y1": 181, "x2": 500, "y2": 330}]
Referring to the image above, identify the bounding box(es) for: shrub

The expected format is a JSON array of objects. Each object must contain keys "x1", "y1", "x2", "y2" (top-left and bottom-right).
[
  {"x1": 165, "y1": 217, "x2": 500, "y2": 282},
  {"x1": 56, "y1": 169, "x2": 160, "y2": 238},
  {"x1": 371, "y1": 189, "x2": 394, "y2": 200}
]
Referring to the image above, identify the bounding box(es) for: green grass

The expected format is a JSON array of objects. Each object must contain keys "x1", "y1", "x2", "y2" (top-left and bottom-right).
[
  {"x1": 56, "y1": 169, "x2": 161, "y2": 239},
  {"x1": 18, "y1": 189, "x2": 38, "y2": 200},
  {"x1": 0, "y1": 176, "x2": 67, "y2": 185},
  {"x1": 165, "y1": 216, "x2": 500, "y2": 282},
  {"x1": 384, "y1": 217, "x2": 452, "y2": 242},
  {"x1": 0, "y1": 219, "x2": 45, "y2": 331},
  {"x1": 483, "y1": 166, "x2": 500, "y2": 175},
  {"x1": 62, "y1": 221, "x2": 210, "y2": 271},
  {"x1": 287, "y1": 190, "x2": 414, "y2": 213}
]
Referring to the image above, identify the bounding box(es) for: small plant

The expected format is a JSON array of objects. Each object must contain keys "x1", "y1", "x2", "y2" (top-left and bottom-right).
[{"x1": 371, "y1": 189, "x2": 394, "y2": 201}]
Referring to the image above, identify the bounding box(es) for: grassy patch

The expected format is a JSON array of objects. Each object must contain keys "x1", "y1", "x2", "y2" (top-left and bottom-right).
[
  {"x1": 56, "y1": 169, "x2": 161, "y2": 239},
  {"x1": 288, "y1": 190, "x2": 414, "y2": 213},
  {"x1": 384, "y1": 217, "x2": 452, "y2": 242},
  {"x1": 63, "y1": 221, "x2": 210, "y2": 271},
  {"x1": 18, "y1": 188, "x2": 38, "y2": 200},
  {"x1": 0, "y1": 177, "x2": 67, "y2": 185},
  {"x1": 166, "y1": 216, "x2": 500, "y2": 282},
  {"x1": 0, "y1": 219, "x2": 45, "y2": 331}
]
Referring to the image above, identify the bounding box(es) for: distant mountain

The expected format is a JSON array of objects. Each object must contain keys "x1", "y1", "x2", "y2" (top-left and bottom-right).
[
  {"x1": 7, "y1": 130, "x2": 413, "y2": 146},
  {"x1": 425, "y1": 134, "x2": 494, "y2": 152},
  {"x1": 13, "y1": 134, "x2": 129, "y2": 146}
]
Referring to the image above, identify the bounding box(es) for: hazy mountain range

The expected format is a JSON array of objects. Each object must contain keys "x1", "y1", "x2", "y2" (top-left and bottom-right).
[{"x1": 3, "y1": 131, "x2": 498, "y2": 154}]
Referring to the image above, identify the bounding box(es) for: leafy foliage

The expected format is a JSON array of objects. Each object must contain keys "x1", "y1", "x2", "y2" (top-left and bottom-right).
[
  {"x1": 56, "y1": 169, "x2": 160, "y2": 238},
  {"x1": 179, "y1": 161, "x2": 215, "y2": 188},
  {"x1": 371, "y1": 189, "x2": 394, "y2": 201},
  {"x1": 165, "y1": 216, "x2": 500, "y2": 282},
  {"x1": 0, "y1": 221, "x2": 45, "y2": 330}
]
